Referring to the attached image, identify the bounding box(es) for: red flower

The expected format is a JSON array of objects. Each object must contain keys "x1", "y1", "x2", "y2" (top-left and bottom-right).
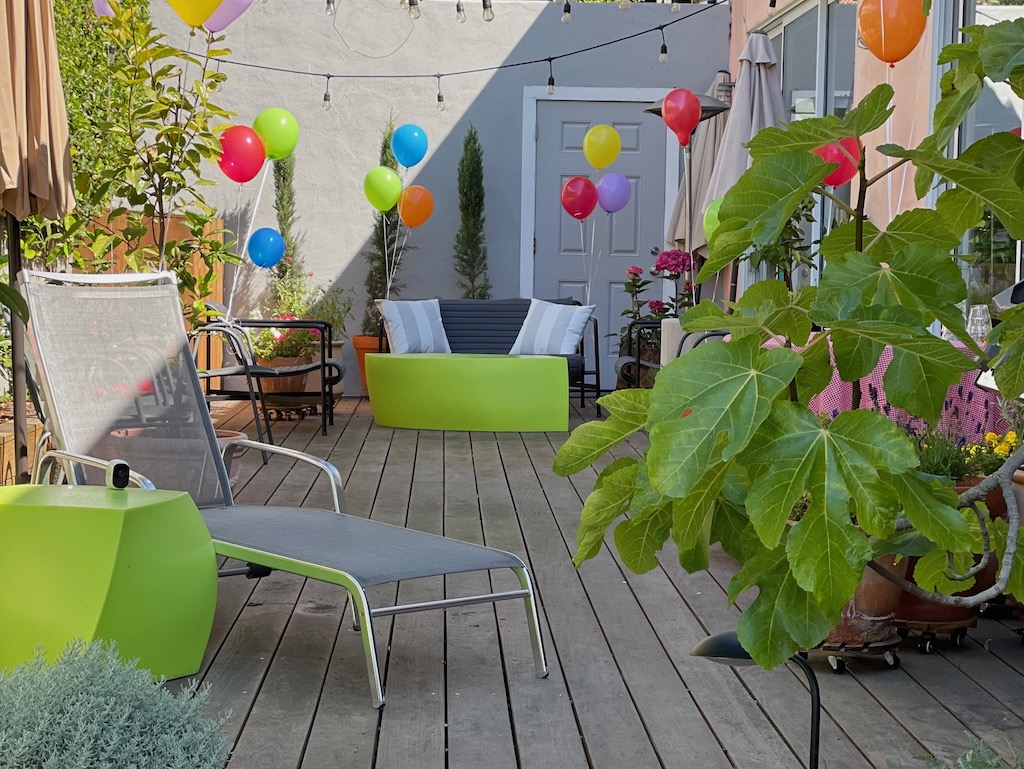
[
  {"x1": 627, "y1": 265, "x2": 644, "y2": 278},
  {"x1": 653, "y1": 249, "x2": 692, "y2": 275},
  {"x1": 647, "y1": 299, "x2": 666, "y2": 312}
]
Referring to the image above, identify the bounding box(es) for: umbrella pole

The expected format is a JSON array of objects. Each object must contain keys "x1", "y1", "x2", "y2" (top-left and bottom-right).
[
  {"x1": 5, "y1": 212, "x2": 29, "y2": 484},
  {"x1": 684, "y1": 145, "x2": 700, "y2": 305}
]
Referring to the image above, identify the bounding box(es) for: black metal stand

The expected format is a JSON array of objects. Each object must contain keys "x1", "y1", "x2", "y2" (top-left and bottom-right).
[{"x1": 790, "y1": 653, "x2": 821, "y2": 769}]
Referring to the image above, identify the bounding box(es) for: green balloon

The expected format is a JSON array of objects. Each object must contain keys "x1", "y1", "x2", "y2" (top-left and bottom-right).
[
  {"x1": 252, "y1": 108, "x2": 299, "y2": 160},
  {"x1": 364, "y1": 166, "x2": 402, "y2": 212},
  {"x1": 703, "y1": 196, "x2": 724, "y2": 240}
]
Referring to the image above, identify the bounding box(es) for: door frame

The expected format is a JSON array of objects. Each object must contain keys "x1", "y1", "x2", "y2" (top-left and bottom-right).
[{"x1": 519, "y1": 86, "x2": 681, "y2": 298}]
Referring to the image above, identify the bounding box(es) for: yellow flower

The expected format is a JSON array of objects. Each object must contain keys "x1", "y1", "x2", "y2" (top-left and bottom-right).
[
  {"x1": 985, "y1": 432, "x2": 1000, "y2": 447},
  {"x1": 1007, "y1": 431, "x2": 1018, "y2": 445},
  {"x1": 997, "y1": 441, "x2": 1013, "y2": 457}
]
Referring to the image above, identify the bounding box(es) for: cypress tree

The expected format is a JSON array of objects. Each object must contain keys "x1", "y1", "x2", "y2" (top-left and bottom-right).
[
  {"x1": 453, "y1": 125, "x2": 492, "y2": 299},
  {"x1": 272, "y1": 154, "x2": 298, "y2": 274}
]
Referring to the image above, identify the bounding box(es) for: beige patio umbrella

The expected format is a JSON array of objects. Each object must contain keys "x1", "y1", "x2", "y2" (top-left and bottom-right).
[
  {"x1": 665, "y1": 70, "x2": 733, "y2": 255},
  {"x1": 0, "y1": 0, "x2": 75, "y2": 483},
  {"x1": 700, "y1": 30, "x2": 787, "y2": 302}
]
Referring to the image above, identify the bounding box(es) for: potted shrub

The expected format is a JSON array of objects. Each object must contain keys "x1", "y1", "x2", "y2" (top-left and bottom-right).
[
  {"x1": 0, "y1": 640, "x2": 229, "y2": 768},
  {"x1": 553, "y1": 20, "x2": 1024, "y2": 669},
  {"x1": 251, "y1": 315, "x2": 319, "y2": 393}
]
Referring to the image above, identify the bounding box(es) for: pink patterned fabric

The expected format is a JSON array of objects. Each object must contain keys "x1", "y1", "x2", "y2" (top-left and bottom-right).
[{"x1": 806, "y1": 343, "x2": 1004, "y2": 440}]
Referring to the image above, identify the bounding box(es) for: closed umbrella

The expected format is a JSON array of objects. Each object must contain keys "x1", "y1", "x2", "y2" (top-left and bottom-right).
[
  {"x1": 665, "y1": 70, "x2": 733, "y2": 255},
  {"x1": 700, "y1": 31, "x2": 787, "y2": 302},
  {"x1": 0, "y1": 0, "x2": 75, "y2": 483}
]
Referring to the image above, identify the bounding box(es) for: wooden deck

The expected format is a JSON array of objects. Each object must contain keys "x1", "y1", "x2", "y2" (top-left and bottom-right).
[{"x1": 188, "y1": 398, "x2": 1024, "y2": 769}]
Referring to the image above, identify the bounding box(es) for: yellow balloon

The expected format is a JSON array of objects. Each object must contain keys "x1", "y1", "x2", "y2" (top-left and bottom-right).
[
  {"x1": 167, "y1": 0, "x2": 223, "y2": 26},
  {"x1": 583, "y1": 124, "x2": 622, "y2": 170}
]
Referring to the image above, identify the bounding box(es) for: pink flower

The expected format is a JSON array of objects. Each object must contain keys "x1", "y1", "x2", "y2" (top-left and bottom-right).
[
  {"x1": 654, "y1": 249, "x2": 692, "y2": 275},
  {"x1": 627, "y1": 265, "x2": 644, "y2": 278},
  {"x1": 647, "y1": 299, "x2": 666, "y2": 313}
]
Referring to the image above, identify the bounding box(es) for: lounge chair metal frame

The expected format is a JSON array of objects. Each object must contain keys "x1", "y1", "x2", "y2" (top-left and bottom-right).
[{"x1": 20, "y1": 270, "x2": 548, "y2": 708}]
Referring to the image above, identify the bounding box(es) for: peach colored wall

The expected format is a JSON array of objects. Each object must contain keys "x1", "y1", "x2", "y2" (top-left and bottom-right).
[{"x1": 728, "y1": 0, "x2": 937, "y2": 228}]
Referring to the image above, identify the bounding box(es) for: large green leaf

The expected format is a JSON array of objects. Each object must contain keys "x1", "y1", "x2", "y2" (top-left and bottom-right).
[
  {"x1": 672, "y1": 460, "x2": 732, "y2": 551},
  {"x1": 935, "y1": 186, "x2": 985, "y2": 240},
  {"x1": 0, "y1": 284, "x2": 28, "y2": 323},
  {"x1": 819, "y1": 221, "x2": 880, "y2": 260},
  {"x1": 682, "y1": 281, "x2": 810, "y2": 345},
  {"x1": 989, "y1": 304, "x2": 1024, "y2": 398},
  {"x1": 574, "y1": 458, "x2": 638, "y2": 566},
  {"x1": 745, "y1": 404, "x2": 914, "y2": 614},
  {"x1": 980, "y1": 18, "x2": 1024, "y2": 83},
  {"x1": 883, "y1": 135, "x2": 1024, "y2": 239},
  {"x1": 646, "y1": 338, "x2": 803, "y2": 498},
  {"x1": 795, "y1": 336, "x2": 835, "y2": 405},
  {"x1": 553, "y1": 389, "x2": 649, "y2": 476},
  {"x1": 614, "y1": 503, "x2": 673, "y2": 573},
  {"x1": 729, "y1": 545, "x2": 835, "y2": 668},
  {"x1": 872, "y1": 209, "x2": 961, "y2": 257},
  {"x1": 698, "y1": 152, "x2": 832, "y2": 280},
  {"x1": 885, "y1": 471, "x2": 967, "y2": 552},
  {"x1": 989, "y1": 517, "x2": 1024, "y2": 599},
  {"x1": 828, "y1": 312, "x2": 977, "y2": 422},
  {"x1": 710, "y1": 497, "x2": 759, "y2": 562},
  {"x1": 913, "y1": 548, "x2": 976, "y2": 595},
  {"x1": 815, "y1": 243, "x2": 966, "y2": 335}
]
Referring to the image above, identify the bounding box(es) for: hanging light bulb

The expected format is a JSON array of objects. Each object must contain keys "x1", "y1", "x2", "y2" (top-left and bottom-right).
[
  {"x1": 322, "y1": 77, "x2": 332, "y2": 110},
  {"x1": 617, "y1": 0, "x2": 629, "y2": 9},
  {"x1": 546, "y1": 59, "x2": 556, "y2": 95},
  {"x1": 436, "y1": 76, "x2": 446, "y2": 111},
  {"x1": 482, "y1": 0, "x2": 494, "y2": 22},
  {"x1": 408, "y1": 0, "x2": 421, "y2": 19},
  {"x1": 400, "y1": 0, "x2": 409, "y2": 9},
  {"x1": 670, "y1": 0, "x2": 681, "y2": 10},
  {"x1": 561, "y1": 0, "x2": 571, "y2": 22},
  {"x1": 325, "y1": 0, "x2": 336, "y2": 15},
  {"x1": 456, "y1": 0, "x2": 466, "y2": 21},
  {"x1": 658, "y1": 27, "x2": 669, "y2": 63}
]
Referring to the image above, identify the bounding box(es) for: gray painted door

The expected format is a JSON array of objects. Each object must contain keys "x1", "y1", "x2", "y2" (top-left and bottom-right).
[{"x1": 534, "y1": 99, "x2": 669, "y2": 391}]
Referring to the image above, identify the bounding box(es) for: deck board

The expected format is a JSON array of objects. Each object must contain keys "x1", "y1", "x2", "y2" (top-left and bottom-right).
[{"x1": 183, "y1": 399, "x2": 1024, "y2": 769}]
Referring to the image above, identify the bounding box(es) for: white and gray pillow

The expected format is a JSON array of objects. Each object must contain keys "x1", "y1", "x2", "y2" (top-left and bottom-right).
[
  {"x1": 375, "y1": 298, "x2": 452, "y2": 354},
  {"x1": 510, "y1": 299, "x2": 595, "y2": 355}
]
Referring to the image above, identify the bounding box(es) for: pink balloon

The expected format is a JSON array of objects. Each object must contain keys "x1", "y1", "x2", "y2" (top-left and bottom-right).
[
  {"x1": 561, "y1": 177, "x2": 598, "y2": 220},
  {"x1": 93, "y1": 0, "x2": 114, "y2": 16},
  {"x1": 204, "y1": 0, "x2": 253, "y2": 31}
]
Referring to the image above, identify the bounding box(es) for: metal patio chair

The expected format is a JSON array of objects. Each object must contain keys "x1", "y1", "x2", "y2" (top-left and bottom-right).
[{"x1": 20, "y1": 270, "x2": 548, "y2": 708}]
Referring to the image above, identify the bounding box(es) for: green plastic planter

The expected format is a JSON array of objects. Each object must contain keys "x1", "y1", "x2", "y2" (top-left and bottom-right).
[
  {"x1": 366, "y1": 353, "x2": 569, "y2": 432},
  {"x1": 0, "y1": 485, "x2": 217, "y2": 679}
]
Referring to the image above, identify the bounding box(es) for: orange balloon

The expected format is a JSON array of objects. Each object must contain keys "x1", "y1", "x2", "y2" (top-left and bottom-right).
[
  {"x1": 858, "y1": 0, "x2": 927, "y2": 65},
  {"x1": 398, "y1": 185, "x2": 434, "y2": 229}
]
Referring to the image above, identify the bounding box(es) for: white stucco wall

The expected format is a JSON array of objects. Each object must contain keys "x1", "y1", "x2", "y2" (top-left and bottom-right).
[{"x1": 151, "y1": 0, "x2": 729, "y2": 334}]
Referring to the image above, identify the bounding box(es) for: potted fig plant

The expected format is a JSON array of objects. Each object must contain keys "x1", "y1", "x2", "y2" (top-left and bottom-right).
[{"x1": 553, "y1": 20, "x2": 1024, "y2": 669}]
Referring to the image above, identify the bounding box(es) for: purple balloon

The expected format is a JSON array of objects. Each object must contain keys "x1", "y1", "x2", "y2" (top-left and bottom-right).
[
  {"x1": 93, "y1": 0, "x2": 114, "y2": 17},
  {"x1": 596, "y1": 173, "x2": 632, "y2": 214},
  {"x1": 204, "y1": 0, "x2": 253, "y2": 32}
]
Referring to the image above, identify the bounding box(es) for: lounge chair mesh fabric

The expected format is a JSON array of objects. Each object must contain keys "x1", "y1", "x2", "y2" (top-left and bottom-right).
[{"x1": 21, "y1": 271, "x2": 546, "y2": 707}]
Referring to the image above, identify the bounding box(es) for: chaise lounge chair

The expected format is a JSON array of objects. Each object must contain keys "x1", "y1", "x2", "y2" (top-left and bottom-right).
[{"x1": 19, "y1": 270, "x2": 548, "y2": 708}]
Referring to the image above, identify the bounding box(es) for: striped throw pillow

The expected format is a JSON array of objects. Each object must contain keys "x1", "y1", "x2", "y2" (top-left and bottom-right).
[
  {"x1": 375, "y1": 299, "x2": 452, "y2": 354},
  {"x1": 510, "y1": 299, "x2": 595, "y2": 355}
]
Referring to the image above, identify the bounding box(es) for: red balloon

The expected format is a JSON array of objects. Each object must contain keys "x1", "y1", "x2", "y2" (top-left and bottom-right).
[
  {"x1": 812, "y1": 137, "x2": 862, "y2": 187},
  {"x1": 662, "y1": 88, "x2": 702, "y2": 147},
  {"x1": 1012, "y1": 126, "x2": 1022, "y2": 138},
  {"x1": 561, "y1": 177, "x2": 598, "y2": 220},
  {"x1": 219, "y1": 125, "x2": 266, "y2": 183}
]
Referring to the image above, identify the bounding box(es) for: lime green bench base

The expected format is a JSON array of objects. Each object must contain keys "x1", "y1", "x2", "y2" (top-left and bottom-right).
[
  {"x1": 0, "y1": 486, "x2": 217, "y2": 679},
  {"x1": 366, "y1": 353, "x2": 568, "y2": 431}
]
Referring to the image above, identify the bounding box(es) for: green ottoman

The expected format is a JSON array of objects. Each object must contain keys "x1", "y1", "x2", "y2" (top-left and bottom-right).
[
  {"x1": 366, "y1": 353, "x2": 568, "y2": 431},
  {"x1": 0, "y1": 485, "x2": 217, "y2": 679}
]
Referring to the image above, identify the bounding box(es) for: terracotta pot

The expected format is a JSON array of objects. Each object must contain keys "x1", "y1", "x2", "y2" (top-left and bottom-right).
[
  {"x1": 825, "y1": 555, "x2": 908, "y2": 646},
  {"x1": 256, "y1": 356, "x2": 311, "y2": 394},
  {"x1": 351, "y1": 335, "x2": 384, "y2": 392}
]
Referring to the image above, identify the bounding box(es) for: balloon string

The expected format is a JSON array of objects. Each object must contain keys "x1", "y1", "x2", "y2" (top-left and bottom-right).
[
  {"x1": 226, "y1": 163, "x2": 272, "y2": 318},
  {"x1": 591, "y1": 213, "x2": 612, "y2": 308},
  {"x1": 390, "y1": 225, "x2": 411, "y2": 297},
  {"x1": 885, "y1": 65, "x2": 893, "y2": 227},
  {"x1": 382, "y1": 213, "x2": 391, "y2": 300},
  {"x1": 895, "y1": 47, "x2": 923, "y2": 217},
  {"x1": 579, "y1": 220, "x2": 589, "y2": 305}
]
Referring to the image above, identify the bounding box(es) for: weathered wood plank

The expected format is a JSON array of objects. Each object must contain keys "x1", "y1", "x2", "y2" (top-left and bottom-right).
[
  {"x1": 495, "y1": 431, "x2": 664, "y2": 769},
  {"x1": 471, "y1": 430, "x2": 590, "y2": 769},
  {"x1": 442, "y1": 431, "x2": 518, "y2": 769}
]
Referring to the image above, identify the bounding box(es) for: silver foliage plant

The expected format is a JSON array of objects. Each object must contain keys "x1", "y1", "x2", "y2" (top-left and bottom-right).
[{"x1": 0, "y1": 640, "x2": 230, "y2": 769}]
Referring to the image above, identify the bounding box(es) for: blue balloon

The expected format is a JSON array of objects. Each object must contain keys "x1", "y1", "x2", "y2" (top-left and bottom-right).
[
  {"x1": 247, "y1": 227, "x2": 285, "y2": 268},
  {"x1": 390, "y1": 124, "x2": 428, "y2": 168}
]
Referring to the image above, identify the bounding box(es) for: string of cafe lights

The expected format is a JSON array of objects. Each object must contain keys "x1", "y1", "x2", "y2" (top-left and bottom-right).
[{"x1": 212, "y1": 0, "x2": 722, "y2": 111}]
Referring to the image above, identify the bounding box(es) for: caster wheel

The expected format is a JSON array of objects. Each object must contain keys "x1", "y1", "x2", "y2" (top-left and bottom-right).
[
  {"x1": 884, "y1": 651, "x2": 901, "y2": 670},
  {"x1": 896, "y1": 627, "x2": 910, "y2": 639},
  {"x1": 828, "y1": 655, "x2": 847, "y2": 674},
  {"x1": 918, "y1": 639, "x2": 934, "y2": 654},
  {"x1": 952, "y1": 629, "x2": 968, "y2": 648}
]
